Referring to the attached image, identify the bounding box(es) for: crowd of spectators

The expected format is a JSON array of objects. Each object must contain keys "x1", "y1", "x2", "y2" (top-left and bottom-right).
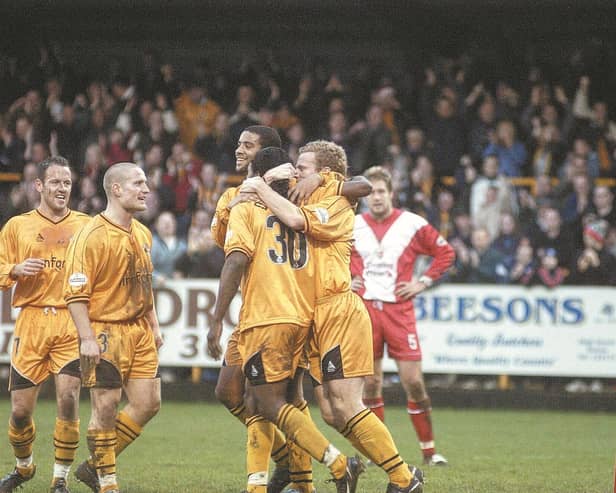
[{"x1": 1, "y1": 43, "x2": 615, "y2": 286}]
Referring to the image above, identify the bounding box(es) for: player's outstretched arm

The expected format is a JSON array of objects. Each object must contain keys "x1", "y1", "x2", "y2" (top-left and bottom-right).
[{"x1": 340, "y1": 175, "x2": 373, "y2": 202}]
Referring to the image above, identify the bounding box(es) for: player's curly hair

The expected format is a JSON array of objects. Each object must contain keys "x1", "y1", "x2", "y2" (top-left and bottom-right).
[
  {"x1": 363, "y1": 165, "x2": 392, "y2": 192},
  {"x1": 299, "y1": 140, "x2": 347, "y2": 176}
]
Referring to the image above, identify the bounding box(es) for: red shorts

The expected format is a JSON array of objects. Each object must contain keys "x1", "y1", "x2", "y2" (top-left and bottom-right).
[{"x1": 363, "y1": 299, "x2": 422, "y2": 361}]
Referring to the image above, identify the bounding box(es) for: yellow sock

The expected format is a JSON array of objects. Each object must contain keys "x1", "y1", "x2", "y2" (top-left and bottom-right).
[
  {"x1": 246, "y1": 415, "x2": 274, "y2": 493},
  {"x1": 288, "y1": 401, "x2": 313, "y2": 492},
  {"x1": 271, "y1": 427, "x2": 289, "y2": 469},
  {"x1": 276, "y1": 404, "x2": 346, "y2": 480},
  {"x1": 87, "y1": 428, "x2": 117, "y2": 478},
  {"x1": 342, "y1": 409, "x2": 411, "y2": 487},
  {"x1": 8, "y1": 418, "x2": 35, "y2": 467},
  {"x1": 53, "y1": 418, "x2": 79, "y2": 468},
  {"x1": 115, "y1": 411, "x2": 142, "y2": 457}
]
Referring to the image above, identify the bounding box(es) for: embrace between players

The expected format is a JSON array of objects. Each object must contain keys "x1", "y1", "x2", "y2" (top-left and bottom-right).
[{"x1": 0, "y1": 124, "x2": 454, "y2": 493}]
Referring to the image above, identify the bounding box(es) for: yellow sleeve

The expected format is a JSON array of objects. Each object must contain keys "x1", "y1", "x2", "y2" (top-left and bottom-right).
[
  {"x1": 0, "y1": 220, "x2": 18, "y2": 289},
  {"x1": 64, "y1": 224, "x2": 107, "y2": 304},
  {"x1": 301, "y1": 195, "x2": 354, "y2": 241},
  {"x1": 310, "y1": 171, "x2": 345, "y2": 203},
  {"x1": 211, "y1": 187, "x2": 238, "y2": 248},
  {"x1": 224, "y1": 204, "x2": 255, "y2": 259}
]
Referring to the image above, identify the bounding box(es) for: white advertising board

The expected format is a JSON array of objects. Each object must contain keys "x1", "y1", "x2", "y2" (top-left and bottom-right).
[{"x1": 1, "y1": 281, "x2": 614, "y2": 377}]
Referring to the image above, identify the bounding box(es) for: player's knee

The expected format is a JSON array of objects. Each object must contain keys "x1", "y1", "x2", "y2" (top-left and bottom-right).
[
  {"x1": 407, "y1": 380, "x2": 427, "y2": 400},
  {"x1": 11, "y1": 407, "x2": 33, "y2": 427},
  {"x1": 363, "y1": 376, "x2": 382, "y2": 396},
  {"x1": 319, "y1": 407, "x2": 336, "y2": 428},
  {"x1": 215, "y1": 383, "x2": 242, "y2": 410},
  {"x1": 57, "y1": 388, "x2": 79, "y2": 420}
]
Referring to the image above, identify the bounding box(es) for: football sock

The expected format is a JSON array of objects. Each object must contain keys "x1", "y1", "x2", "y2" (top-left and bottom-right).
[
  {"x1": 363, "y1": 397, "x2": 385, "y2": 422},
  {"x1": 276, "y1": 403, "x2": 346, "y2": 480},
  {"x1": 87, "y1": 428, "x2": 117, "y2": 480},
  {"x1": 52, "y1": 418, "x2": 79, "y2": 480},
  {"x1": 115, "y1": 410, "x2": 142, "y2": 456},
  {"x1": 343, "y1": 408, "x2": 412, "y2": 488},
  {"x1": 407, "y1": 398, "x2": 435, "y2": 458},
  {"x1": 288, "y1": 401, "x2": 314, "y2": 492},
  {"x1": 8, "y1": 417, "x2": 35, "y2": 470},
  {"x1": 270, "y1": 428, "x2": 289, "y2": 469},
  {"x1": 246, "y1": 415, "x2": 274, "y2": 493}
]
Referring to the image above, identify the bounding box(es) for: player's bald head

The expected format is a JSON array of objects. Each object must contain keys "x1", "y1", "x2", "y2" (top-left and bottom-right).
[{"x1": 103, "y1": 162, "x2": 140, "y2": 197}]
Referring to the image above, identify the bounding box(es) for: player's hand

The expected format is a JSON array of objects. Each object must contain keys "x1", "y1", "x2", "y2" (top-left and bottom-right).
[
  {"x1": 206, "y1": 320, "x2": 224, "y2": 360},
  {"x1": 350, "y1": 276, "x2": 364, "y2": 292},
  {"x1": 289, "y1": 173, "x2": 321, "y2": 205},
  {"x1": 240, "y1": 176, "x2": 266, "y2": 194},
  {"x1": 263, "y1": 163, "x2": 295, "y2": 184},
  {"x1": 12, "y1": 258, "x2": 46, "y2": 277},
  {"x1": 395, "y1": 280, "x2": 426, "y2": 300},
  {"x1": 152, "y1": 326, "x2": 164, "y2": 350},
  {"x1": 80, "y1": 336, "x2": 101, "y2": 375}
]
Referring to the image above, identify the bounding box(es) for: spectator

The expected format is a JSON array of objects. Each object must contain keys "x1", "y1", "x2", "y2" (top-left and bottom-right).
[
  {"x1": 468, "y1": 96, "x2": 496, "y2": 163},
  {"x1": 455, "y1": 227, "x2": 509, "y2": 283},
  {"x1": 561, "y1": 172, "x2": 593, "y2": 224},
  {"x1": 174, "y1": 78, "x2": 221, "y2": 151},
  {"x1": 531, "y1": 206, "x2": 577, "y2": 269},
  {"x1": 590, "y1": 185, "x2": 616, "y2": 226},
  {"x1": 509, "y1": 240, "x2": 536, "y2": 286},
  {"x1": 483, "y1": 119, "x2": 527, "y2": 177},
  {"x1": 470, "y1": 154, "x2": 518, "y2": 227},
  {"x1": 176, "y1": 209, "x2": 224, "y2": 278},
  {"x1": 194, "y1": 112, "x2": 235, "y2": 173},
  {"x1": 425, "y1": 96, "x2": 466, "y2": 177},
  {"x1": 533, "y1": 247, "x2": 568, "y2": 288},
  {"x1": 151, "y1": 211, "x2": 187, "y2": 286},
  {"x1": 571, "y1": 220, "x2": 616, "y2": 285},
  {"x1": 491, "y1": 212, "x2": 521, "y2": 271},
  {"x1": 349, "y1": 103, "x2": 392, "y2": 173}
]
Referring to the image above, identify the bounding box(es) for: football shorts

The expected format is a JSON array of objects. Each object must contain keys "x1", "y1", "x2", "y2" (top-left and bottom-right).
[
  {"x1": 364, "y1": 299, "x2": 422, "y2": 361},
  {"x1": 309, "y1": 290, "x2": 373, "y2": 385},
  {"x1": 238, "y1": 323, "x2": 310, "y2": 385},
  {"x1": 223, "y1": 327, "x2": 243, "y2": 367},
  {"x1": 81, "y1": 317, "x2": 159, "y2": 388},
  {"x1": 9, "y1": 306, "x2": 80, "y2": 391}
]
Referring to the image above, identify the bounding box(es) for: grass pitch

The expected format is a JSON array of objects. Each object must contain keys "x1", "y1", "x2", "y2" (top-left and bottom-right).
[{"x1": 0, "y1": 398, "x2": 614, "y2": 492}]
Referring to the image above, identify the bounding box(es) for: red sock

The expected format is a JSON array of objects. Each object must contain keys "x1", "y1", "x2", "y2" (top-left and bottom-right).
[
  {"x1": 407, "y1": 399, "x2": 434, "y2": 458},
  {"x1": 363, "y1": 397, "x2": 385, "y2": 422}
]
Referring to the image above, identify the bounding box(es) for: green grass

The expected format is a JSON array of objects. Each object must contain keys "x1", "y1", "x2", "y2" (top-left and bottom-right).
[{"x1": 0, "y1": 398, "x2": 614, "y2": 492}]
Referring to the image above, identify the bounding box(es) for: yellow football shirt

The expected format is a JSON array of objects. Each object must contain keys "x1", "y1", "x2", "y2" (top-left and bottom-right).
[
  {"x1": 0, "y1": 209, "x2": 90, "y2": 308},
  {"x1": 225, "y1": 201, "x2": 313, "y2": 331},
  {"x1": 64, "y1": 214, "x2": 154, "y2": 322}
]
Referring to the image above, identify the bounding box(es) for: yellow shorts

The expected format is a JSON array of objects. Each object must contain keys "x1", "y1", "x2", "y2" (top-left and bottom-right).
[
  {"x1": 238, "y1": 323, "x2": 310, "y2": 385},
  {"x1": 9, "y1": 306, "x2": 80, "y2": 391},
  {"x1": 309, "y1": 291, "x2": 374, "y2": 385},
  {"x1": 223, "y1": 328, "x2": 243, "y2": 367},
  {"x1": 81, "y1": 318, "x2": 159, "y2": 388}
]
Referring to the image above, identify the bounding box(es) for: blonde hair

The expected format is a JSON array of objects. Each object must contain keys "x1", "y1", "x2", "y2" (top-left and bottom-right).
[
  {"x1": 299, "y1": 140, "x2": 347, "y2": 175},
  {"x1": 103, "y1": 162, "x2": 139, "y2": 196},
  {"x1": 363, "y1": 165, "x2": 392, "y2": 191}
]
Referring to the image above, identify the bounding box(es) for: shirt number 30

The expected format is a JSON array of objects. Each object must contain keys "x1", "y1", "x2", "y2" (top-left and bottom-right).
[{"x1": 266, "y1": 216, "x2": 308, "y2": 269}]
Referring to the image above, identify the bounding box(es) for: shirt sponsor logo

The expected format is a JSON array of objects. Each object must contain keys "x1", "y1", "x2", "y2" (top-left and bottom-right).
[{"x1": 68, "y1": 272, "x2": 88, "y2": 287}]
